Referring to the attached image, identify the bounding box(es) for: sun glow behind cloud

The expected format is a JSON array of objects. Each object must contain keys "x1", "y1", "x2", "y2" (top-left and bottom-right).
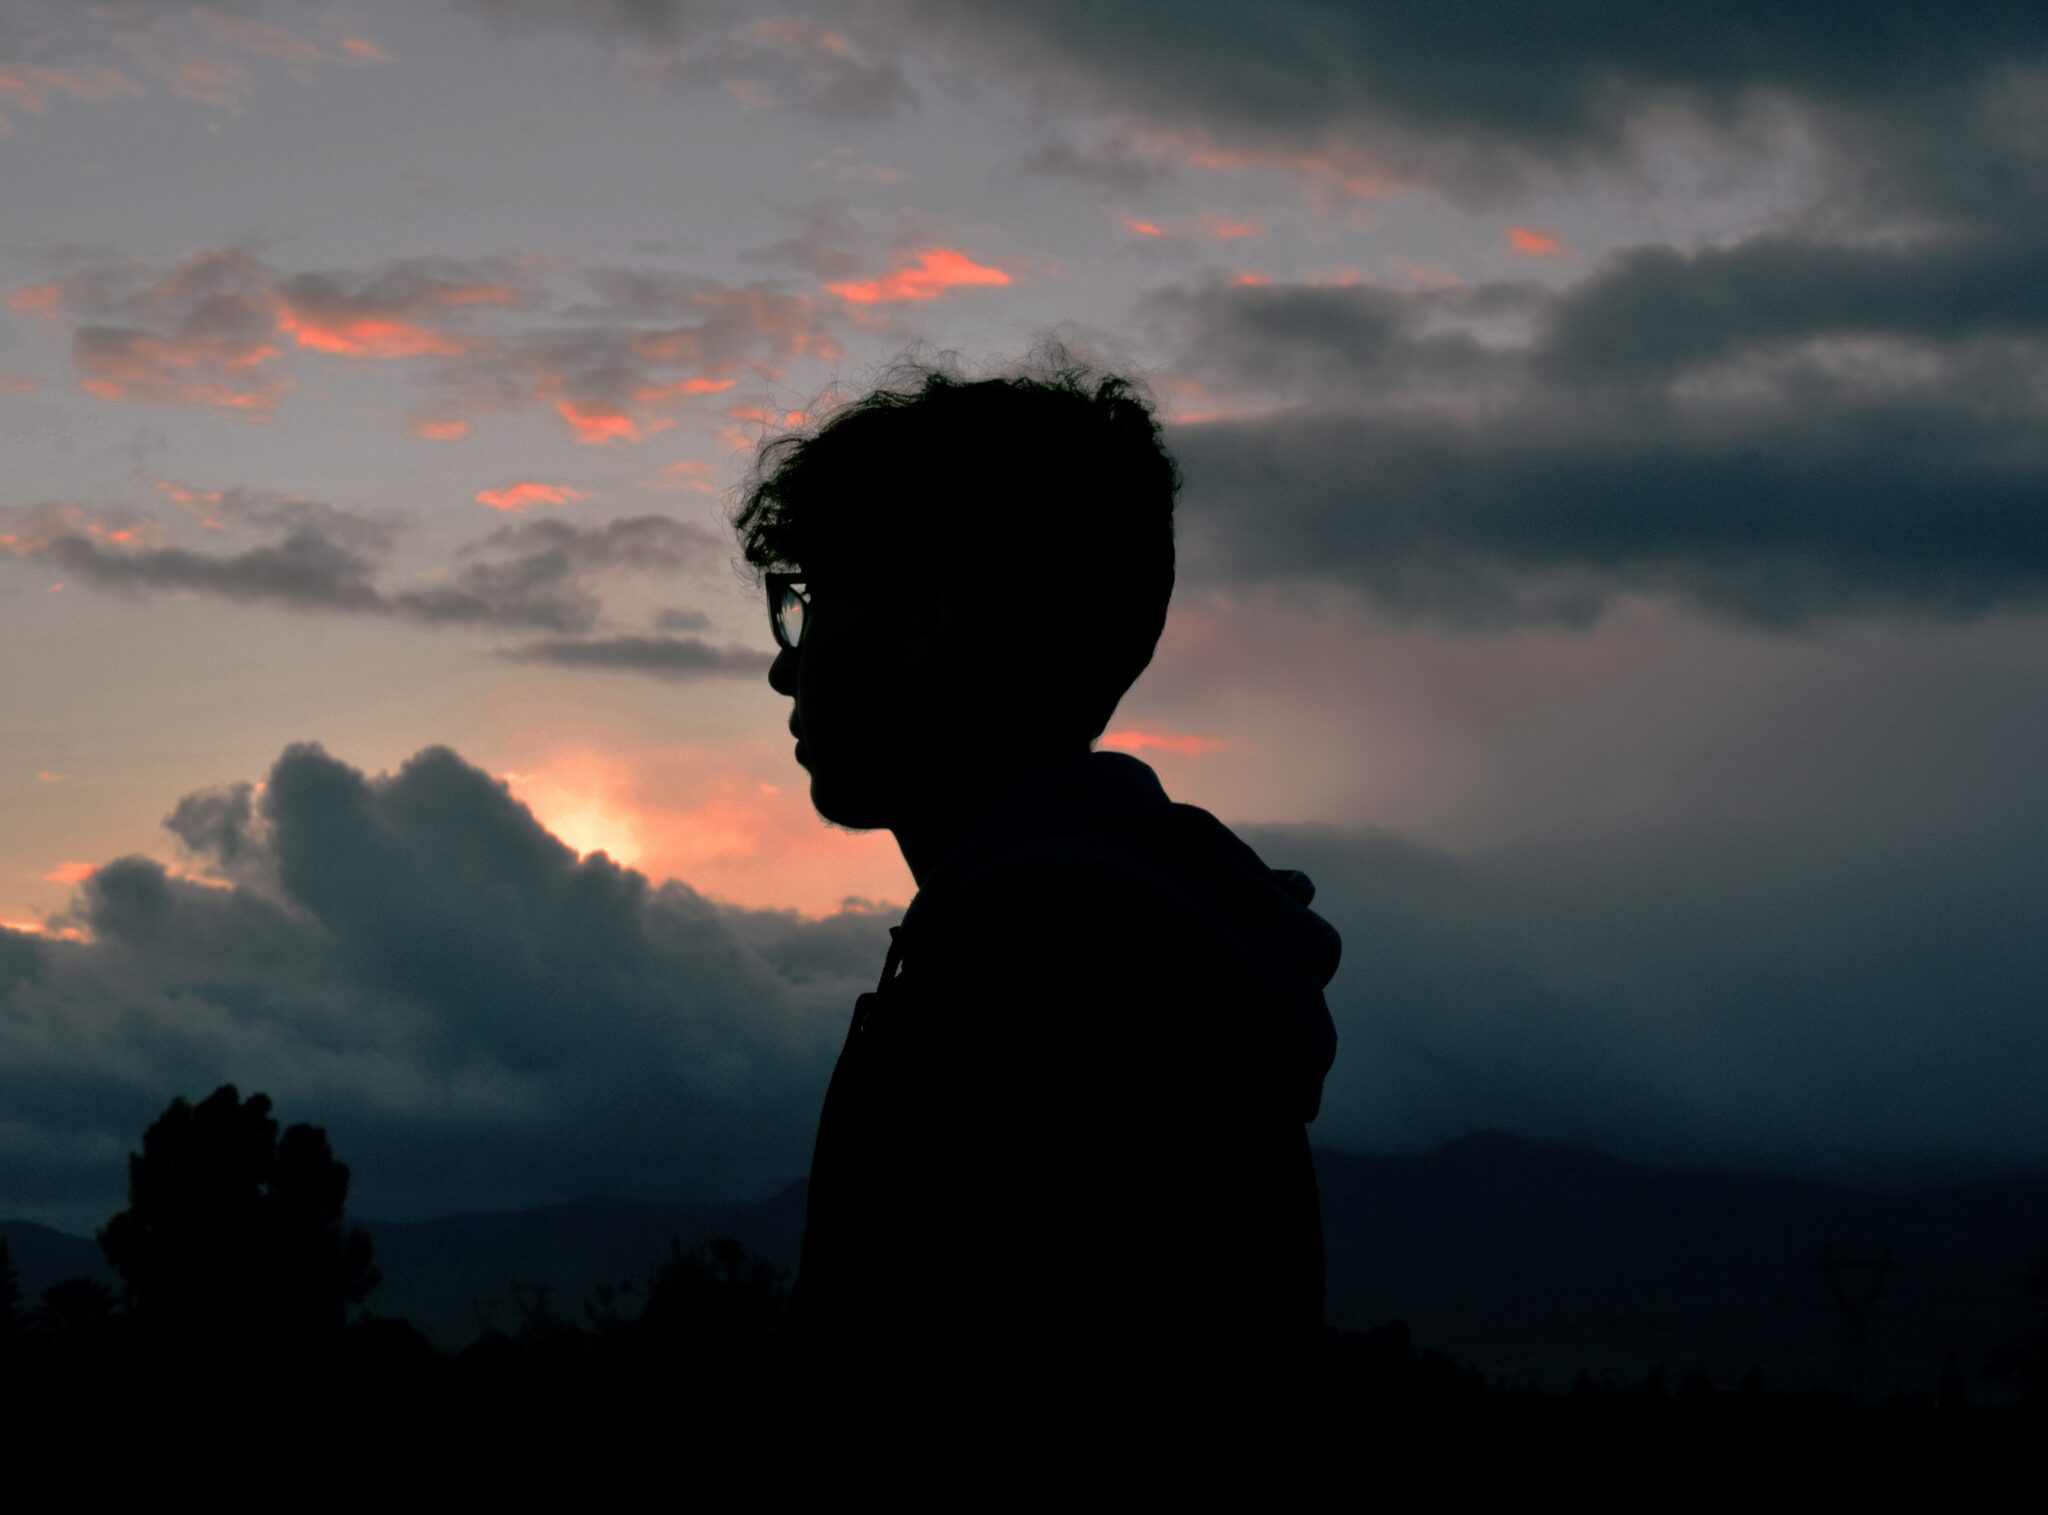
[{"x1": 499, "y1": 745, "x2": 911, "y2": 918}]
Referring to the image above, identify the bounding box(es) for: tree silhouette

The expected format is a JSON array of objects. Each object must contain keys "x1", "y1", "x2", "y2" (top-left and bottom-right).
[
  {"x1": 1987, "y1": 1253, "x2": 2048, "y2": 1408},
  {"x1": 0, "y1": 1237, "x2": 20, "y2": 1337},
  {"x1": 642, "y1": 1236, "x2": 786, "y2": 1362},
  {"x1": 34, "y1": 1277, "x2": 118, "y2": 1343},
  {"x1": 97, "y1": 1084, "x2": 378, "y2": 1367}
]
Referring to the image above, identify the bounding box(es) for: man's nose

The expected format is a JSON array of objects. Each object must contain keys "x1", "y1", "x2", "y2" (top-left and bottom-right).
[{"x1": 768, "y1": 643, "x2": 799, "y2": 696}]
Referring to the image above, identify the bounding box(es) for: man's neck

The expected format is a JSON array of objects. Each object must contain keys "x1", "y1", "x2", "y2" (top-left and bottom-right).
[{"x1": 890, "y1": 748, "x2": 1091, "y2": 888}]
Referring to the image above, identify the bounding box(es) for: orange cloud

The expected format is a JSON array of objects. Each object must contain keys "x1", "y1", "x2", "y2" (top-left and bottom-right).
[
  {"x1": 633, "y1": 376, "x2": 739, "y2": 402},
  {"x1": 1232, "y1": 269, "x2": 1271, "y2": 287},
  {"x1": 555, "y1": 399, "x2": 668, "y2": 445},
  {"x1": 0, "y1": 916, "x2": 87, "y2": 941},
  {"x1": 1123, "y1": 217, "x2": 1169, "y2": 237},
  {"x1": 726, "y1": 405, "x2": 810, "y2": 426},
  {"x1": 75, "y1": 331, "x2": 289, "y2": 413},
  {"x1": 8, "y1": 282, "x2": 62, "y2": 316},
  {"x1": 1100, "y1": 728, "x2": 1229, "y2": 756},
  {"x1": 152, "y1": 480, "x2": 225, "y2": 505},
  {"x1": 1190, "y1": 144, "x2": 1395, "y2": 199},
  {"x1": 475, "y1": 481, "x2": 591, "y2": 512},
  {"x1": 410, "y1": 418, "x2": 472, "y2": 441},
  {"x1": 338, "y1": 37, "x2": 394, "y2": 65},
  {"x1": 44, "y1": 861, "x2": 96, "y2": 885},
  {"x1": 825, "y1": 247, "x2": 1012, "y2": 304},
  {"x1": 0, "y1": 64, "x2": 145, "y2": 133},
  {"x1": 1204, "y1": 215, "x2": 1263, "y2": 239},
  {"x1": 276, "y1": 303, "x2": 476, "y2": 357},
  {"x1": 1507, "y1": 225, "x2": 1566, "y2": 256},
  {"x1": 654, "y1": 459, "x2": 721, "y2": 494}
]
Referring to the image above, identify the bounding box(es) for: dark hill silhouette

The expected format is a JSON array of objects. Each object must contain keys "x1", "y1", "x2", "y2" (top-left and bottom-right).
[
  {"x1": 10, "y1": 1133, "x2": 2045, "y2": 1388},
  {"x1": 359, "y1": 1185, "x2": 808, "y2": 1345},
  {"x1": 0, "y1": 1220, "x2": 117, "y2": 1299},
  {"x1": 1316, "y1": 1132, "x2": 2048, "y2": 1394}
]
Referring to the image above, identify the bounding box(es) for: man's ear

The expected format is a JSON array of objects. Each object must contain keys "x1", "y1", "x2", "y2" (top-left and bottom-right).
[{"x1": 895, "y1": 566, "x2": 973, "y2": 672}]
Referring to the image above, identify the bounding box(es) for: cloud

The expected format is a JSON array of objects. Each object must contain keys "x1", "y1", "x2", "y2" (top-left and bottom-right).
[
  {"x1": 1506, "y1": 225, "x2": 1564, "y2": 256},
  {"x1": 824, "y1": 246, "x2": 1014, "y2": 304},
  {"x1": 3, "y1": 494, "x2": 718, "y2": 636},
  {"x1": 30, "y1": 248, "x2": 839, "y2": 440},
  {"x1": 1142, "y1": 224, "x2": 2048, "y2": 627},
  {"x1": 8, "y1": 723, "x2": 2046, "y2": 1227},
  {"x1": 501, "y1": 634, "x2": 774, "y2": 680},
  {"x1": 438, "y1": 270, "x2": 837, "y2": 444},
  {"x1": 0, "y1": 62, "x2": 144, "y2": 135},
  {"x1": 1, "y1": 3, "x2": 392, "y2": 123},
  {"x1": 462, "y1": 0, "x2": 914, "y2": 119},
  {"x1": 475, "y1": 481, "x2": 590, "y2": 513},
  {"x1": 460, "y1": 513, "x2": 725, "y2": 570},
  {"x1": 271, "y1": 261, "x2": 521, "y2": 358},
  {"x1": 0, "y1": 741, "x2": 892, "y2": 1225},
  {"x1": 873, "y1": 1, "x2": 2048, "y2": 200},
  {"x1": 458, "y1": 0, "x2": 691, "y2": 40},
  {"x1": 32, "y1": 529, "x2": 387, "y2": 614}
]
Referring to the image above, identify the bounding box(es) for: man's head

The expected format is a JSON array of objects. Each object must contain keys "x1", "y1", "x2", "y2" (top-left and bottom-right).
[{"x1": 732, "y1": 347, "x2": 1180, "y2": 830}]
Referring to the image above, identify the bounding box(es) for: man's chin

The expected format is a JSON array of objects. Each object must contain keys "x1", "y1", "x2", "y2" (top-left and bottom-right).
[{"x1": 807, "y1": 771, "x2": 891, "y2": 832}]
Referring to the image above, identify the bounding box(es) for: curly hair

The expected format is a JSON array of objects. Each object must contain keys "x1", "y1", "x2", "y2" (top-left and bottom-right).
[{"x1": 728, "y1": 340, "x2": 1181, "y2": 749}]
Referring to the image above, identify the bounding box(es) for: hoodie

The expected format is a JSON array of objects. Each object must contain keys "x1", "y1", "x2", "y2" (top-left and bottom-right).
[
  {"x1": 780, "y1": 750, "x2": 1342, "y2": 1502},
  {"x1": 892, "y1": 749, "x2": 1341, "y2": 1119}
]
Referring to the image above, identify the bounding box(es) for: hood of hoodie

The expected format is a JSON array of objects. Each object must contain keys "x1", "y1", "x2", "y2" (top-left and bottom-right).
[{"x1": 894, "y1": 750, "x2": 1341, "y2": 1123}]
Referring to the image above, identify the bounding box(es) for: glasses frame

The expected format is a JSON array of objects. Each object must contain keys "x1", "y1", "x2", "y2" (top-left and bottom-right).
[{"x1": 766, "y1": 571, "x2": 809, "y2": 651}]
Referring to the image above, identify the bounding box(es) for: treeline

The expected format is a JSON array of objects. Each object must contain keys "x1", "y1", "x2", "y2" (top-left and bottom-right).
[{"x1": 2, "y1": 1085, "x2": 2042, "y2": 1508}]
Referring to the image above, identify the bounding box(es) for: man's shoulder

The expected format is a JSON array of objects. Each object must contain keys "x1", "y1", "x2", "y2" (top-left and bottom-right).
[{"x1": 930, "y1": 846, "x2": 1204, "y2": 944}]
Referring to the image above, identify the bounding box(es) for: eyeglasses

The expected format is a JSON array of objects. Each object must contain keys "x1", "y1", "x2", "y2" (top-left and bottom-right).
[{"x1": 766, "y1": 571, "x2": 809, "y2": 651}]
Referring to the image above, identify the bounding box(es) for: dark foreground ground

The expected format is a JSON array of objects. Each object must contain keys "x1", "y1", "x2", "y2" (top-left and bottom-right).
[{"x1": 2, "y1": 1318, "x2": 2036, "y2": 1511}]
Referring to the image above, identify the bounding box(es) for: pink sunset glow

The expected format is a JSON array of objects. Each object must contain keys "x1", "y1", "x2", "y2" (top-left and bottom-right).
[
  {"x1": 474, "y1": 481, "x2": 590, "y2": 512},
  {"x1": 1100, "y1": 729, "x2": 1229, "y2": 756},
  {"x1": 1507, "y1": 225, "x2": 1566, "y2": 256},
  {"x1": 501, "y1": 746, "x2": 912, "y2": 919},
  {"x1": 824, "y1": 247, "x2": 1013, "y2": 304}
]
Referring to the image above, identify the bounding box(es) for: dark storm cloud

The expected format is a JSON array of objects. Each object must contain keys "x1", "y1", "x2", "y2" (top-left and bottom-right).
[
  {"x1": 0, "y1": 743, "x2": 892, "y2": 1224},
  {"x1": 501, "y1": 633, "x2": 773, "y2": 680},
  {"x1": 163, "y1": 782, "x2": 257, "y2": 868},
  {"x1": 7, "y1": 731, "x2": 2043, "y2": 1224},
  {"x1": 873, "y1": 1, "x2": 2048, "y2": 196},
  {"x1": 1244, "y1": 786, "x2": 2048, "y2": 1189},
  {"x1": 1538, "y1": 234, "x2": 2048, "y2": 386},
  {"x1": 1146, "y1": 235, "x2": 2048, "y2": 628}
]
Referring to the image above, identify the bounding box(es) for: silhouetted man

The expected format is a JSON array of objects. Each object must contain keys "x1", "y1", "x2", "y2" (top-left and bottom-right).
[{"x1": 737, "y1": 350, "x2": 1341, "y2": 1506}]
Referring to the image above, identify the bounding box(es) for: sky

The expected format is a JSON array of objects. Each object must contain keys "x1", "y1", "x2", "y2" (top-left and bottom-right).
[{"x1": 3, "y1": 0, "x2": 2047, "y2": 1229}]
